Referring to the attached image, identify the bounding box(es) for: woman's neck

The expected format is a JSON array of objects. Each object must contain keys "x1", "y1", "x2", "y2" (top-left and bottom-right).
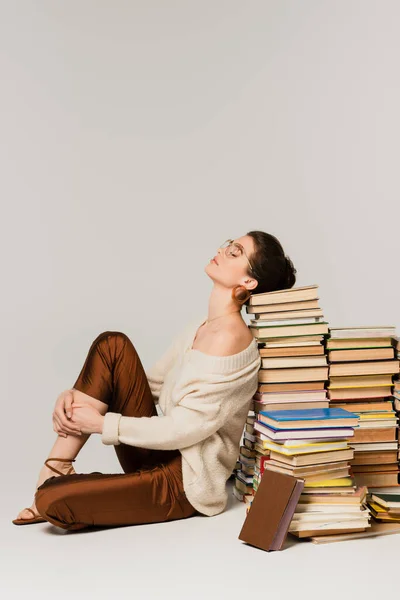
[{"x1": 206, "y1": 285, "x2": 242, "y2": 323}]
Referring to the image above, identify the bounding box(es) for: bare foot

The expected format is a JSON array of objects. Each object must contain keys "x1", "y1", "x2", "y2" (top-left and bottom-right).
[{"x1": 14, "y1": 460, "x2": 76, "y2": 521}]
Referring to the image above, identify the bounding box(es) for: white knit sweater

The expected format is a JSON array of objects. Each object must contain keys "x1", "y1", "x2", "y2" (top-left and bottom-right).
[{"x1": 101, "y1": 315, "x2": 261, "y2": 516}]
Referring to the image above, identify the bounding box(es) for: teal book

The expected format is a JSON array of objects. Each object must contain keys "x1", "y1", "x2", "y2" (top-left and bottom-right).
[
  {"x1": 259, "y1": 407, "x2": 358, "y2": 421},
  {"x1": 371, "y1": 493, "x2": 400, "y2": 507}
]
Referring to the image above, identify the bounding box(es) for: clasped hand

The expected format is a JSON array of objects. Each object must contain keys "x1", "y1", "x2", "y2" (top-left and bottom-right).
[
  {"x1": 67, "y1": 403, "x2": 104, "y2": 435},
  {"x1": 53, "y1": 389, "x2": 105, "y2": 437}
]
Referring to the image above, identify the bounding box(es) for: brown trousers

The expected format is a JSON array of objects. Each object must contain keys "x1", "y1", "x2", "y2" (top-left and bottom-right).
[{"x1": 35, "y1": 331, "x2": 200, "y2": 531}]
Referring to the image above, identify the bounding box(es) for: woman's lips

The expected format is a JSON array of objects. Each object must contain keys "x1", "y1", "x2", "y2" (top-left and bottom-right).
[{"x1": 212, "y1": 256, "x2": 219, "y2": 265}]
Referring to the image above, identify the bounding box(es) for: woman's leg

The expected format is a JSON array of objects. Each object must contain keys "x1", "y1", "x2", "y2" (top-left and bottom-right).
[
  {"x1": 35, "y1": 451, "x2": 198, "y2": 531},
  {"x1": 71, "y1": 330, "x2": 179, "y2": 471},
  {"x1": 33, "y1": 330, "x2": 199, "y2": 530},
  {"x1": 15, "y1": 330, "x2": 156, "y2": 521}
]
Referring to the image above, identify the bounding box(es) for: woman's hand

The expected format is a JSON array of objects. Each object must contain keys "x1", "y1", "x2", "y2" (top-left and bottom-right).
[
  {"x1": 53, "y1": 389, "x2": 83, "y2": 438},
  {"x1": 68, "y1": 402, "x2": 105, "y2": 435}
]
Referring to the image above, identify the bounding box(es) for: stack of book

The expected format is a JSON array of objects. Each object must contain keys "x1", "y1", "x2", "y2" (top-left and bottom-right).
[
  {"x1": 232, "y1": 411, "x2": 258, "y2": 504},
  {"x1": 394, "y1": 337, "x2": 400, "y2": 473},
  {"x1": 326, "y1": 327, "x2": 400, "y2": 490},
  {"x1": 245, "y1": 284, "x2": 330, "y2": 495},
  {"x1": 309, "y1": 338, "x2": 400, "y2": 543},
  {"x1": 242, "y1": 408, "x2": 372, "y2": 537},
  {"x1": 254, "y1": 408, "x2": 373, "y2": 536},
  {"x1": 289, "y1": 485, "x2": 371, "y2": 538},
  {"x1": 366, "y1": 491, "x2": 400, "y2": 523},
  {"x1": 249, "y1": 403, "x2": 271, "y2": 496},
  {"x1": 256, "y1": 407, "x2": 357, "y2": 481}
]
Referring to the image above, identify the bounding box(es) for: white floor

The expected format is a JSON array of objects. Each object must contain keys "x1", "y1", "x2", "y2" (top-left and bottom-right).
[{"x1": 3, "y1": 478, "x2": 400, "y2": 600}]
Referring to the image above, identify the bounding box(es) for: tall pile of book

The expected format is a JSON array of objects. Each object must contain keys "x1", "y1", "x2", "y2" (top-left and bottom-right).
[
  {"x1": 327, "y1": 327, "x2": 400, "y2": 491},
  {"x1": 249, "y1": 284, "x2": 330, "y2": 498},
  {"x1": 233, "y1": 284, "x2": 329, "y2": 504},
  {"x1": 363, "y1": 336, "x2": 400, "y2": 522},
  {"x1": 233, "y1": 284, "x2": 373, "y2": 538},
  {"x1": 394, "y1": 337, "x2": 400, "y2": 472}
]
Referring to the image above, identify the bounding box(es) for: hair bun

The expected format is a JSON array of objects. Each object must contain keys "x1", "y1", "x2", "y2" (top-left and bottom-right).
[
  {"x1": 232, "y1": 285, "x2": 252, "y2": 305},
  {"x1": 243, "y1": 230, "x2": 298, "y2": 297}
]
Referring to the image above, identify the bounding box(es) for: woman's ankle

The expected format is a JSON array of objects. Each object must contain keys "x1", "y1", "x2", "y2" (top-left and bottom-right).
[{"x1": 36, "y1": 460, "x2": 76, "y2": 488}]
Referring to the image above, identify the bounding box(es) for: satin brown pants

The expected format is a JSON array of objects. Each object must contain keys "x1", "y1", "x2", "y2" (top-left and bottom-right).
[{"x1": 34, "y1": 331, "x2": 200, "y2": 531}]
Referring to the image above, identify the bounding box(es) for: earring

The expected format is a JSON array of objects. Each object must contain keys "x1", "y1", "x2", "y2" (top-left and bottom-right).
[{"x1": 231, "y1": 285, "x2": 251, "y2": 304}]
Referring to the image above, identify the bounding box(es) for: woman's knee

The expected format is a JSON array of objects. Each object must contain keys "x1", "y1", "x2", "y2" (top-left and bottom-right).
[
  {"x1": 35, "y1": 486, "x2": 86, "y2": 531},
  {"x1": 92, "y1": 330, "x2": 127, "y2": 344},
  {"x1": 72, "y1": 388, "x2": 108, "y2": 413},
  {"x1": 93, "y1": 331, "x2": 134, "y2": 353},
  {"x1": 35, "y1": 487, "x2": 59, "y2": 523}
]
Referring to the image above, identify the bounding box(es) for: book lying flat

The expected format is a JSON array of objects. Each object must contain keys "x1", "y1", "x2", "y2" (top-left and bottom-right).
[
  {"x1": 248, "y1": 284, "x2": 319, "y2": 307},
  {"x1": 258, "y1": 407, "x2": 359, "y2": 429},
  {"x1": 267, "y1": 458, "x2": 349, "y2": 476},
  {"x1": 254, "y1": 421, "x2": 355, "y2": 440},
  {"x1": 310, "y1": 521, "x2": 400, "y2": 543},
  {"x1": 260, "y1": 439, "x2": 348, "y2": 455},
  {"x1": 371, "y1": 493, "x2": 400, "y2": 509},
  {"x1": 329, "y1": 360, "x2": 400, "y2": 377},
  {"x1": 329, "y1": 327, "x2": 397, "y2": 339},
  {"x1": 269, "y1": 448, "x2": 354, "y2": 467},
  {"x1": 266, "y1": 465, "x2": 350, "y2": 483},
  {"x1": 238, "y1": 470, "x2": 304, "y2": 552},
  {"x1": 291, "y1": 524, "x2": 369, "y2": 538},
  {"x1": 245, "y1": 299, "x2": 320, "y2": 313}
]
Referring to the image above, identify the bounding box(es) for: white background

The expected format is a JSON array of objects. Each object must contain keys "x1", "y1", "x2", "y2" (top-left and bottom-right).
[{"x1": 2, "y1": 1, "x2": 399, "y2": 598}]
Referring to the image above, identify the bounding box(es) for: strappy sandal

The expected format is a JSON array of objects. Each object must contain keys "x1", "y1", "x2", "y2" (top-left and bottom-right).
[
  {"x1": 12, "y1": 457, "x2": 76, "y2": 526},
  {"x1": 12, "y1": 507, "x2": 46, "y2": 525},
  {"x1": 44, "y1": 457, "x2": 76, "y2": 476}
]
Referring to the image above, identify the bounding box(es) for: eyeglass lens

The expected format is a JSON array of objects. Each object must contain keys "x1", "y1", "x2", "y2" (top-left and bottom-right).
[{"x1": 222, "y1": 240, "x2": 241, "y2": 257}]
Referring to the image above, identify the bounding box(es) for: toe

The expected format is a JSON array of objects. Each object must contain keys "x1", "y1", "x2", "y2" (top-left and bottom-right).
[{"x1": 16, "y1": 507, "x2": 35, "y2": 520}]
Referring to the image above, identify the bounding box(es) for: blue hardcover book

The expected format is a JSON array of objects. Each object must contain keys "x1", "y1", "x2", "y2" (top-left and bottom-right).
[
  {"x1": 258, "y1": 407, "x2": 358, "y2": 421},
  {"x1": 264, "y1": 423, "x2": 354, "y2": 432}
]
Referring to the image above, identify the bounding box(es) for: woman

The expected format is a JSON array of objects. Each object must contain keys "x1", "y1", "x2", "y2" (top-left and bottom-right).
[{"x1": 13, "y1": 230, "x2": 296, "y2": 530}]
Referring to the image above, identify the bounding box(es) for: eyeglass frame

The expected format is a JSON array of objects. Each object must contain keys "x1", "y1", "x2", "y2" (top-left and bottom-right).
[{"x1": 220, "y1": 239, "x2": 259, "y2": 279}]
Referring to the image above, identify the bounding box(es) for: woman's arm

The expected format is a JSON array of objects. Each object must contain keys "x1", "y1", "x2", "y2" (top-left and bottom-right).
[{"x1": 101, "y1": 377, "x2": 230, "y2": 449}]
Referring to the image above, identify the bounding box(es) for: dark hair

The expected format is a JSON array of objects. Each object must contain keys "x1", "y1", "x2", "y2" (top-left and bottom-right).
[{"x1": 243, "y1": 230, "x2": 297, "y2": 306}]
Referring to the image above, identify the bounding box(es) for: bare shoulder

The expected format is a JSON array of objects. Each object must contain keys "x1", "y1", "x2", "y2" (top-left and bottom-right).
[{"x1": 209, "y1": 326, "x2": 254, "y2": 357}]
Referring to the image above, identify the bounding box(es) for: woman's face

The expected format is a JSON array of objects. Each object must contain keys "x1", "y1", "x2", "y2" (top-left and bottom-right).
[{"x1": 205, "y1": 235, "x2": 257, "y2": 288}]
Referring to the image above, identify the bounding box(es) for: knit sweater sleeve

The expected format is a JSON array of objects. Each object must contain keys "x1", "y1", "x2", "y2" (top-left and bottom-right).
[{"x1": 101, "y1": 367, "x2": 250, "y2": 450}]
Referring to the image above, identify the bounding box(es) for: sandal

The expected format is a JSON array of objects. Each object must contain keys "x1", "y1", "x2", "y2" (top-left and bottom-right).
[
  {"x1": 44, "y1": 457, "x2": 76, "y2": 476},
  {"x1": 12, "y1": 457, "x2": 76, "y2": 526},
  {"x1": 12, "y1": 507, "x2": 46, "y2": 525}
]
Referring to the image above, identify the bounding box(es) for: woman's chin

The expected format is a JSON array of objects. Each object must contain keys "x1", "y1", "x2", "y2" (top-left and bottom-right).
[{"x1": 204, "y1": 263, "x2": 216, "y2": 278}]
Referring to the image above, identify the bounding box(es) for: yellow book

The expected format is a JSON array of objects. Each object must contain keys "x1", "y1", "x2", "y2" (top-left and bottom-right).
[
  {"x1": 304, "y1": 477, "x2": 353, "y2": 488},
  {"x1": 358, "y1": 413, "x2": 396, "y2": 420},
  {"x1": 260, "y1": 441, "x2": 349, "y2": 456},
  {"x1": 277, "y1": 440, "x2": 348, "y2": 449},
  {"x1": 368, "y1": 501, "x2": 387, "y2": 513},
  {"x1": 372, "y1": 514, "x2": 400, "y2": 523}
]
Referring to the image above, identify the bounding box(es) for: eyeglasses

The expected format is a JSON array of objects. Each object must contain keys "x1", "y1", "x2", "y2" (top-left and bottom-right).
[{"x1": 220, "y1": 239, "x2": 258, "y2": 278}]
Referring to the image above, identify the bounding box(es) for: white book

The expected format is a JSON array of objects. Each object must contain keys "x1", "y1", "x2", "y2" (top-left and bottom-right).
[{"x1": 329, "y1": 327, "x2": 396, "y2": 339}]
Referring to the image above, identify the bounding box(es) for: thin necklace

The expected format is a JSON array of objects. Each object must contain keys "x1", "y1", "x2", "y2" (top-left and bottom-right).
[{"x1": 205, "y1": 310, "x2": 239, "y2": 325}]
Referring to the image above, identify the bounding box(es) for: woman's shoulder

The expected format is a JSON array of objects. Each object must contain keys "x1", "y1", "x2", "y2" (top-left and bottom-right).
[{"x1": 209, "y1": 322, "x2": 254, "y2": 357}]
